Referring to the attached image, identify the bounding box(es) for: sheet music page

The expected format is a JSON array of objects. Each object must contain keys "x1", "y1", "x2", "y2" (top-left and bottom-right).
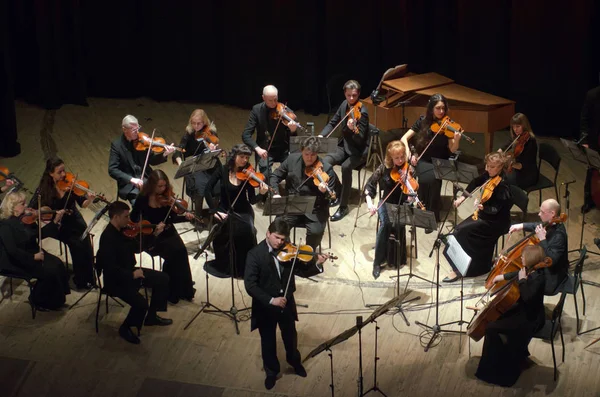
[{"x1": 444, "y1": 235, "x2": 472, "y2": 276}]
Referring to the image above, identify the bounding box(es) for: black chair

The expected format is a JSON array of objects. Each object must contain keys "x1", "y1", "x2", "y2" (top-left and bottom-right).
[
  {"x1": 525, "y1": 143, "x2": 560, "y2": 206},
  {"x1": 499, "y1": 185, "x2": 529, "y2": 251},
  {"x1": 0, "y1": 237, "x2": 37, "y2": 319},
  {"x1": 94, "y1": 268, "x2": 124, "y2": 334},
  {"x1": 559, "y1": 246, "x2": 587, "y2": 334},
  {"x1": 292, "y1": 217, "x2": 332, "y2": 251},
  {"x1": 533, "y1": 290, "x2": 567, "y2": 381},
  {"x1": 326, "y1": 73, "x2": 350, "y2": 123}
]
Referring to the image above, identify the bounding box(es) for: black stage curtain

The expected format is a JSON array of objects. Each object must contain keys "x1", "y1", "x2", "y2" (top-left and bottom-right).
[{"x1": 2, "y1": 0, "x2": 599, "y2": 155}]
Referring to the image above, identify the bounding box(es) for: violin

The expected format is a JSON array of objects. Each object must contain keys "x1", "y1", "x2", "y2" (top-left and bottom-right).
[
  {"x1": 270, "y1": 103, "x2": 306, "y2": 132},
  {"x1": 389, "y1": 163, "x2": 425, "y2": 209},
  {"x1": 135, "y1": 132, "x2": 184, "y2": 154},
  {"x1": 304, "y1": 160, "x2": 336, "y2": 199},
  {"x1": 505, "y1": 133, "x2": 530, "y2": 172},
  {"x1": 0, "y1": 166, "x2": 11, "y2": 182},
  {"x1": 485, "y1": 213, "x2": 567, "y2": 291},
  {"x1": 195, "y1": 125, "x2": 219, "y2": 145},
  {"x1": 430, "y1": 116, "x2": 475, "y2": 144},
  {"x1": 347, "y1": 102, "x2": 363, "y2": 134},
  {"x1": 276, "y1": 242, "x2": 337, "y2": 263},
  {"x1": 235, "y1": 165, "x2": 274, "y2": 192},
  {"x1": 122, "y1": 220, "x2": 162, "y2": 238},
  {"x1": 467, "y1": 257, "x2": 552, "y2": 341},
  {"x1": 56, "y1": 172, "x2": 110, "y2": 203},
  {"x1": 20, "y1": 207, "x2": 73, "y2": 224},
  {"x1": 472, "y1": 175, "x2": 502, "y2": 220}
]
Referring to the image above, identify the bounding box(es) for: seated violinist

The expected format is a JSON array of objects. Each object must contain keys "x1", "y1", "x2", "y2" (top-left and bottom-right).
[
  {"x1": 173, "y1": 109, "x2": 221, "y2": 223},
  {"x1": 130, "y1": 170, "x2": 196, "y2": 304},
  {"x1": 444, "y1": 152, "x2": 512, "y2": 282},
  {"x1": 319, "y1": 80, "x2": 369, "y2": 222},
  {"x1": 270, "y1": 136, "x2": 337, "y2": 251},
  {"x1": 498, "y1": 113, "x2": 539, "y2": 189},
  {"x1": 242, "y1": 85, "x2": 298, "y2": 174},
  {"x1": 109, "y1": 115, "x2": 175, "y2": 204},
  {"x1": 96, "y1": 201, "x2": 172, "y2": 345},
  {"x1": 475, "y1": 245, "x2": 547, "y2": 387},
  {"x1": 364, "y1": 140, "x2": 415, "y2": 279},
  {"x1": 508, "y1": 198, "x2": 568, "y2": 295}
]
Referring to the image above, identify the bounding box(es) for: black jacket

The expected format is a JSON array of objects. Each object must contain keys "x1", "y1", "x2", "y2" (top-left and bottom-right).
[
  {"x1": 96, "y1": 223, "x2": 138, "y2": 295},
  {"x1": 523, "y1": 222, "x2": 568, "y2": 295},
  {"x1": 321, "y1": 100, "x2": 369, "y2": 157},
  {"x1": 242, "y1": 102, "x2": 293, "y2": 154}
]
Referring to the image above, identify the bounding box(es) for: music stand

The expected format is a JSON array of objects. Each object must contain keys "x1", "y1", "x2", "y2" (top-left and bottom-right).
[
  {"x1": 174, "y1": 149, "x2": 222, "y2": 179},
  {"x1": 263, "y1": 195, "x2": 316, "y2": 217},
  {"x1": 290, "y1": 136, "x2": 338, "y2": 154},
  {"x1": 431, "y1": 157, "x2": 479, "y2": 225}
]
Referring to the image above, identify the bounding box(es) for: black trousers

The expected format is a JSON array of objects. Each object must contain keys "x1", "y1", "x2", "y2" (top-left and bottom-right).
[
  {"x1": 258, "y1": 303, "x2": 302, "y2": 377},
  {"x1": 116, "y1": 268, "x2": 169, "y2": 329},
  {"x1": 255, "y1": 150, "x2": 289, "y2": 174},
  {"x1": 324, "y1": 147, "x2": 364, "y2": 207},
  {"x1": 280, "y1": 212, "x2": 327, "y2": 251},
  {"x1": 57, "y1": 213, "x2": 95, "y2": 287}
]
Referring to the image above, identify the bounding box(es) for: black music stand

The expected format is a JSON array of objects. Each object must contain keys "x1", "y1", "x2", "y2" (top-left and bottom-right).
[
  {"x1": 263, "y1": 195, "x2": 316, "y2": 218},
  {"x1": 431, "y1": 157, "x2": 479, "y2": 224},
  {"x1": 174, "y1": 149, "x2": 222, "y2": 179},
  {"x1": 290, "y1": 136, "x2": 338, "y2": 154}
]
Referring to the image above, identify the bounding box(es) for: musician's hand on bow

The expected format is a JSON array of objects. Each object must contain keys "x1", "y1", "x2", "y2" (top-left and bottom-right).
[
  {"x1": 4, "y1": 179, "x2": 15, "y2": 188},
  {"x1": 256, "y1": 147, "x2": 268, "y2": 160},
  {"x1": 259, "y1": 182, "x2": 269, "y2": 195},
  {"x1": 130, "y1": 178, "x2": 144, "y2": 189},
  {"x1": 453, "y1": 196, "x2": 466, "y2": 208},
  {"x1": 518, "y1": 267, "x2": 527, "y2": 281},
  {"x1": 133, "y1": 269, "x2": 145, "y2": 279},
  {"x1": 54, "y1": 209, "x2": 66, "y2": 224},
  {"x1": 271, "y1": 297, "x2": 287, "y2": 308},
  {"x1": 509, "y1": 223, "x2": 523, "y2": 234},
  {"x1": 215, "y1": 211, "x2": 228, "y2": 221},
  {"x1": 318, "y1": 182, "x2": 328, "y2": 193},
  {"x1": 34, "y1": 251, "x2": 44, "y2": 261},
  {"x1": 492, "y1": 274, "x2": 504, "y2": 284},
  {"x1": 154, "y1": 222, "x2": 166, "y2": 236},
  {"x1": 535, "y1": 224, "x2": 546, "y2": 241},
  {"x1": 367, "y1": 202, "x2": 377, "y2": 216}
]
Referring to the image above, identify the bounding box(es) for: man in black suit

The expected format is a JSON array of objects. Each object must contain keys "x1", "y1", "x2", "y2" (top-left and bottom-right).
[
  {"x1": 580, "y1": 76, "x2": 600, "y2": 213},
  {"x1": 242, "y1": 85, "x2": 299, "y2": 173},
  {"x1": 244, "y1": 218, "x2": 327, "y2": 390},
  {"x1": 319, "y1": 80, "x2": 369, "y2": 222},
  {"x1": 96, "y1": 201, "x2": 172, "y2": 345},
  {"x1": 509, "y1": 199, "x2": 568, "y2": 295},
  {"x1": 108, "y1": 114, "x2": 174, "y2": 204},
  {"x1": 270, "y1": 136, "x2": 336, "y2": 251}
]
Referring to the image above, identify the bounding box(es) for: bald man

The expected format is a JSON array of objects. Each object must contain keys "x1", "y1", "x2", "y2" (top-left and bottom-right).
[
  {"x1": 509, "y1": 199, "x2": 568, "y2": 295},
  {"x1": 242, "y1": 85, "x2": 298, "y2": 174}
]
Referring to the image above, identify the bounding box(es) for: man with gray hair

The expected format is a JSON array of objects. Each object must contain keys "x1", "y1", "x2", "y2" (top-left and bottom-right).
[
  {"x1": 242, "y1": 85, "x2": 299, "y2": 174},
  {"x1": 509, "y1": 198, "x2": 568, "y2": 295}
]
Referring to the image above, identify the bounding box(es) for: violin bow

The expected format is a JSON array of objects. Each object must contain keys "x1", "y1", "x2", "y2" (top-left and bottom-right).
[
  {"x1": 323, "y1": 103, "x2": 360, "y2": 139},
  {"x1": 60, "y1": 172, "x2": 78, "y2": 217},
  {"x1": 266, "y1": 103, "x2": 286, "y2": 154},
  {"x1": 37, "y1": 194, "x2": 43, "y2": 265},
  {"x1": 282, "y1": 240, "x2": 303, "y2": 311},
  {"x1": 139, "y1": 129, "x2": 157, "y2": 185},
  {"x1": 415, "y1": 117, "x2": 450, "y2": 164}
]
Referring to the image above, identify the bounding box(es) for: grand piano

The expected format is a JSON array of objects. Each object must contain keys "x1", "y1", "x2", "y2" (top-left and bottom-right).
[{"x1": 363, "y1": 66, "x2": 515, "y2": 153}]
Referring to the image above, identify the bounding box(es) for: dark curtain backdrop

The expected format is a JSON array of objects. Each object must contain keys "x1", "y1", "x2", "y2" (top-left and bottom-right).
[{"x1": 2, "y1": 0, "x2": 599, "y2": 157}]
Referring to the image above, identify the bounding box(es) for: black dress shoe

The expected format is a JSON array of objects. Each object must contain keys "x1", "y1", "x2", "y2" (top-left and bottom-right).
[
  {"x1": 119, "y1": 325, "x2": 141, "y2": 344},
  {"x1": 265, "y1": 376, "x2": 277, "y2": 390},
  {"x1": 329, "y1": 197, "x2": 341, "y2": 207},
  {"x1": 595, "y1": 238, "x2": 600, "y2": 249},
  {"x1": 74, "y1": 282, "x2": 94, "y2": 291},
  {"x1": 330, "y1": 206, "x2": 349, "y2": 222},
  {"x1": 167, "y1": 296, "x2": 180, "y2": 305},
  {"x1": 294, "y1": 364, "x2": 307, "y2": 377},
  {"x1": 372, "y1": 264, "x2": 381, "y2": 280},
  {"x1": 442, "y1": 275, "x2": 460, "y2": 283},
  {"x1": 144, "y1": 314, "x2": 173, "y2": 326}
]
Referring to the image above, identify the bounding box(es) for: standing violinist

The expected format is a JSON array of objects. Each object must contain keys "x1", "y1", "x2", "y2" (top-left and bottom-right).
[
  {"x1": 270, "y1": 136, "x2": 337, "y2": 251},
  {"x1": 109, "y1": 115, "x2": 175, "y2": 204},
  {"x1": 29, "y1": 157, "x2": 95, "y2": 290},
  {"x1": 444, "y1": 152, "x2": 512, "y2": 282},
  {"x1": 130, "y1": 169, "x2": 196, "y2": 304},
  {"x1": 508, "y1": 198, "x2": 568, "y2": 295},
  {"x1": 320, "y1": 80, "x2": 369, "y2": 222},
  {"x1": 204, "y1": 144, "x2": 269, "y2": 278},
  {"x1": 242, "y1": 85, "x2": 299, "y2": 174},
  {"x1": 580, "y1": 77, "x2": 600, "y2": 213},
  {"x1": 401, "y1": 93, "x2": 462, "y2": 226},
  {"x1": 499, "y1": 113, "x2": 538, "y2": 189},
  {"x1": 173, "y1": 109, "x2": 221, "y2": 224},
  {"x1": 364, "y1": 140, "x2": 411, "y2": 279},
  {"x1": 475, "y1": 245, "x2": 547, "y2": 387},
  {"x1": 244, "y1": 218, "x2": 327, "y2": 390}
]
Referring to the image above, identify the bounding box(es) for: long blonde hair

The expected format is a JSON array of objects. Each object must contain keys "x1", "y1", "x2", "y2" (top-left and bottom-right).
[
  {"x1": 185, "y1": 109, "x2": 211, "y2": 134},
  {"x1": 510, "y1": 113, "x2": 535, "y2": 138},
  {"x1": 384, "y1": 140, "x2": 406, "y2": 168},
  {"x1": 1, "y1": 191, "x2": 26, "y2": 220},
  {"x1": 522, "y1": 245, "x2": 545, "y2": 268}
]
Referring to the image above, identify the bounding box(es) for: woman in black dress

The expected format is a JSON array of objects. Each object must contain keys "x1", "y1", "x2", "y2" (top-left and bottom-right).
[
  {"x1": 30, "y1": 157, "x2": 95, "y2": 289},
  {"x1": 475, "y1": 245, "x2": 547, "y2": 387},
  {"x1": 130, "y1": 170, "x2": 196, "y2": 304},
  {"x1": 401, "y1": 93, "x2": 463, "y2": 223},
  {"x1": 364, "y1": 140, "x2": 412, "y2": 280},
  {"x1": 173, "y1": 109, "x2": 221, "y2": 222},
  {"x1": 444, "y1": 152, "x2": 512, "y2": 282},
  {"x1": 500, "y1": 113, "x2": 539, "y2": 189},
  {"x1": 0, "y1": 191, "x2": 70, "y2": 310},
  {"x1": 204, "y1": 144, "x2": 269, "y2": 278}
]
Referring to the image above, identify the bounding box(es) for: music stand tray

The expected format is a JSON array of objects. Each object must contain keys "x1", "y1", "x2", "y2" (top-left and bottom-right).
[
  {"x1": 431, "y1": 158, "x2": 479, "y2": 184},
  {"x1": 174, "y1": 149, "x2": 222, "y2": 179},
  {"x1": 584, "y1": 147, "x2": 600, "y2": 170},
  {"x1": 385, "y1": 203, "x2": 437, "y2": 232},
  {"x1": 290, "y1": 136, "x2": 339, "y2": 154},
  {"x1": 263, "y1": 195, "x2": 316, "y2": 217},
  {"x1": 443, "y1": 235, "x2": 472, "y2": 277},
  {"x1": 560, "y1": 138, "x2": 588, "y2": 165}
]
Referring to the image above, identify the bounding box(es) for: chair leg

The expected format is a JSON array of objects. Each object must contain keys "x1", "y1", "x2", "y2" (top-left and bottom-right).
[
  {"x1": 28, "y1": 282, "x2": 36, "y2": 319},
  {"x1": 9, "y1": 277, "x2": 13, "y2": 296},
  {"x1": 581, "y1": 283, "x2": 586, "y2": 316},
  {"x1": 327, "y1": 218, "x2": 332, "y2": 249},
  {"x1": 550, "y1": 330, "x2": 557, "y2": 381},
  {"x1": 105, "y1": 295, "x2": 109, "y2": 313},
  {"x1": 96, "y1": 292, "x2": 102, "y2": 333},
  {"x1": 574, "y1": 294, "x2": 581, "y2": 335},
  {"x1": 151, "y1": 256, "x2": 155, "y2": 271},
  {"x1": 559, "y1": 322, "x2": 565, "y2": 363},
  {"x1": 539, "y1": 191, "x2": 542, "y2": 207}
]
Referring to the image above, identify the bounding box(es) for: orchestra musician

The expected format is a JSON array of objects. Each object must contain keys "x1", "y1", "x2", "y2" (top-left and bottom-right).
[
  {"x1": 244, "y1": 218, "x2": 327, "y2": 390},
  {"x1": 499, "y1": 113, "x2": 539, "y2": 189},
  {"x1": 109, "y1": 115, "x2": 175, "y2": 204},
  {"x1": 204, "y1": 144, "x2": 269, "y2": 278},
  {"x1": 444, "y1": 152, "x2": 512, "y2": 282},
  {"x1": 173, "y1": 109, "x2": 221, "y2": 223},
  {"x1": 29, "y1": 157, "x2": 95, "y2": 290},
  {"x1": 96, "y1": 201, "x2": 172, "y2": 345},
  {"x1": 401, "y1": 93, "x2": 462, "y2": 226},
  {"x1": 364, "y1": 140, "x2": 410, "y2": 279},
  {"x1": 475, "y1": 245, "x2": 547, "y2": 387},
  {"x1": 320, "y1": 79, "x2": 369, "y2": 222},
  {"x1": 270, "y1": 136, "x2": 337, "y2": 251},
  {"x1": 242, "y1": 85, "x2": 298, "y2": 174},
  {"x1": 130, "y1": 170, "x2": 196, "y2": 304},
  {"x1": 0, "y1": 191, "x2": 70, "y2": 310},
  {"x1": 580, "y1": 77, "x2": 600, "y2": 213},
  {"x1": 508, "y1": 198, "x2": 568, "y2": 295}
]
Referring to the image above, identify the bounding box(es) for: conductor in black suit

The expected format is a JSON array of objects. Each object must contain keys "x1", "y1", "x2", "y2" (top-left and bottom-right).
[
  {"x1": 242, "y1": 85, "x2": 299, "y2": 173},
  {"x1": 108, "y1": 115, "x2": 175, "y2": 204},
  {"x1": 96, "y1": 201, "x2": 172, "y2": 345},
  {"x1": 244, "y1": 218, "x2": 327, "y2": 390},
  {"x1": 270, "y1": 136, "x2": 337, "y2": 251},
  {"x1": 319, "y1": 80, "x2": 369, "y2": 222}
]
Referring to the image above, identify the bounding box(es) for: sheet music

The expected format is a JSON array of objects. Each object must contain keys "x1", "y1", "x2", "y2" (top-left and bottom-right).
[{"x1": 444, "y1": 235, "x2": 472, "y2": 276}]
